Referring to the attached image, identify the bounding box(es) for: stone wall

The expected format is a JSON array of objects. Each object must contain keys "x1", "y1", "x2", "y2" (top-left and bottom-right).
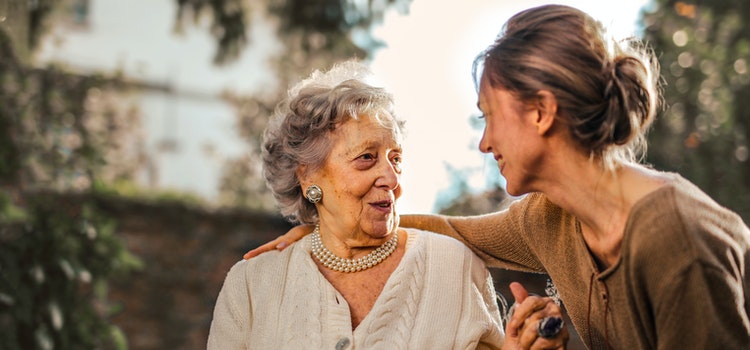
[{"x1": 97, "y1": 196, "x2": 291, "y2": 350}]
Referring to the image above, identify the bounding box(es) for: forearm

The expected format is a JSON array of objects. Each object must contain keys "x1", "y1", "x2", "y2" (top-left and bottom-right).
[
  {"x1": 400, "y1": 214, "x2": 462, "y2": 239},
  {"x1": 400, "y1": 213, "x2": 500, "y2": 263},
  {"x1": 400, "y1": 210, "x2": 541, "y2": 272}
]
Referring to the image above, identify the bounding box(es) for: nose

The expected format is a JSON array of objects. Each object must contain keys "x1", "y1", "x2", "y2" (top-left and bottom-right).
[
  {"x1": 375, "y1": 159, "x2": 400, "y2": 190},
  {"x1": 478, "y1": 128, "x2": 492, "y2": 154}
]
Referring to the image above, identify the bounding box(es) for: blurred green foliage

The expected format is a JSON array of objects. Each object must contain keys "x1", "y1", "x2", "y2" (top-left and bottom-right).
[
  {"x1": 0, "y1": 193, "x2": 141, "y2": 350},
  {"x1": 643, "y1": 0, "x2": 750, "y2": 222},
  {"x1": 174, "y1": 0, "x2": 411, "y2": 64},
  {"x1": 0, "y1": 22, "x2": 142, "y2": 348}
]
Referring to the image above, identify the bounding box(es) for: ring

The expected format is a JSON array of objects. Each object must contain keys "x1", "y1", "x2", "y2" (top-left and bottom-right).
[{"x1": 537, "y1": 316, "x2": 564, "y2": 339}]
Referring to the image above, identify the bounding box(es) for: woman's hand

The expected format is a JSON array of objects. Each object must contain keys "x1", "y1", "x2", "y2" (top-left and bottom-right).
[
  {"x1": 243, "y1": 224, "x2": 315, "y2": 259},
  {"x1": 502, "y1": 282, "x2": 569, "y2": 350}
]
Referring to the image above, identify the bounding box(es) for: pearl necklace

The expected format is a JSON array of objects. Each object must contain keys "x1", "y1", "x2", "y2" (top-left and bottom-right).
[{"x1": 310, "y1": 225, "x2": 398, "y2": 273}]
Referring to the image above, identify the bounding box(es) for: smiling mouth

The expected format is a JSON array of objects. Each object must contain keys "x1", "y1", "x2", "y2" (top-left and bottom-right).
[
  {"x1": 371, "y1": 200, "x2": 393, "y2": 211},
  {"x1": 495, "y1": 155, "x2": 505, "y2": 171}
]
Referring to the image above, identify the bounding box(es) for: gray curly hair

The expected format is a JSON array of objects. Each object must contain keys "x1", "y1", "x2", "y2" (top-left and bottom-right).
[{"x1": 262, "y1": 60, "x2": 406, "y2": 224}]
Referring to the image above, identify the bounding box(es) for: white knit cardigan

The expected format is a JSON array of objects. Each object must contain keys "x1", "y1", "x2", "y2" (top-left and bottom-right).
[{"x1": 207, "y1": 229, "x2": 504, "y2": 349}]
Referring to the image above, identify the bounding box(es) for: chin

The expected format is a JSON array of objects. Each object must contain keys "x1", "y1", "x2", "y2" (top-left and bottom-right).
[
  {"x1": 364, "y1": 220, "x2": 396, "y2": 238},
  {"x1": 505, "y1": 188, "x2": 522, "y2": 197},
  {"x1": 504, "y1": 182, "x2": 528, "y2": 197}
]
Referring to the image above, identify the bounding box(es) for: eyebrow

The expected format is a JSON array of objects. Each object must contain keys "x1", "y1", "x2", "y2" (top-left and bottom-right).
[
  {"x1": 342, "y1": 140, "x2": 376, "y2": 156},
  {"x1": 343, "y1": 139, "x2": 402, "y2": 157}
]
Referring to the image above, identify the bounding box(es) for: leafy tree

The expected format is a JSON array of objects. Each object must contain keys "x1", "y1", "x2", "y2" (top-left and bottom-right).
[
  {"x1": 642, "y1": 0, "x2": 750, "y2": 221},
  {"x1": 0, "y1": 192, "x2": 141, "y2": 350},
  {"x1": 175, "y1": 0, "x2": 411, "y2": 64}
]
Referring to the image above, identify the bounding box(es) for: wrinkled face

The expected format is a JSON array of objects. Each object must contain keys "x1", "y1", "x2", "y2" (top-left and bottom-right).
[
  {"x1": 308, "y1": 113, "x2": 403, "y2": 243},
  {"x1": 477, "y1": 77, "x2": 543, "y2": 196}
]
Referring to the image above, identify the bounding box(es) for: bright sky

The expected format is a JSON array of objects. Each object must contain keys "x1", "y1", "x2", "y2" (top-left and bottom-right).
[{"x1": 370, "y1": 0, "x2": 651, "y2": 214}]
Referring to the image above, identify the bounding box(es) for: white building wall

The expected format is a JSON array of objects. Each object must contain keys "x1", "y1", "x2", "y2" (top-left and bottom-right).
[{"x1": 35, "y1": 0, "x2": 281, "y2": 201}]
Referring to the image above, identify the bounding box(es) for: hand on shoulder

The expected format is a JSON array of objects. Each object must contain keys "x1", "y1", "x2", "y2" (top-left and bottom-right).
[{"x1": 243, "y1": 224, "x2": 315, "y2": 259}]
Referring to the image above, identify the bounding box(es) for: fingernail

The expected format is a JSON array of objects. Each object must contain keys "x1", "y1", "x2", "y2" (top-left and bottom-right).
[{"x1": 276, "y1": 242, "x2": 288, "y2": 250}]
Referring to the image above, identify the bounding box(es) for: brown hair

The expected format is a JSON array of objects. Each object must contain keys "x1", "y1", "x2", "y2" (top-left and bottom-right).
[{"x1": 474, "y1": 4, "x2": 660, "y2": 168}]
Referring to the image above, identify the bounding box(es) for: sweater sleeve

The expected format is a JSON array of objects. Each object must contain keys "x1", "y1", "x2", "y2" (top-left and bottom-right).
[
  {"x1": 400, "y1": 194, "x2": 546, "y2": 272},
  {"x1": 654, "y1": 195, "x2": 750, "y2": 349},
  {"x1": 628, "y1": 180, "x2": 750, "y2": 349},
  {"x1": 207, "y1": 261, "x2": 250, "y2": 350},
  {"x1": 654, "y1": 260, "x2": 750, "y2": 349}
]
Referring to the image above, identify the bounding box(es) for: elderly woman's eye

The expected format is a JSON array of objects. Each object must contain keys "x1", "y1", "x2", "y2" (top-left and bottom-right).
[{"x1": 359, "y1": 153, "x2": 376, "y2": 161}]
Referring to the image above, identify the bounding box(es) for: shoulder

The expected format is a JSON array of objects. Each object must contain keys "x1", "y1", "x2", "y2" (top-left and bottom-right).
[
  {"x1": 521, "y1": 192, "x2": 563, "y2": 212},
  {"x1": 626, "y1": 173, "x2": 749, "y2": 270},
  {"x1": 510, "y1": 193, "x2": 573, "y2": 248},
  {"x1": 223, "y1": 239, "x2": 306, "y2": 285},
  {"x1": 630, "y1": 173, "x2": 748, "y2": 241},
  {"x1": 510, "y1": 193, "x2": 570, "y2": 231},
  {"x1": 669, "y1": 175, "x2": 747, "y2": 230}
]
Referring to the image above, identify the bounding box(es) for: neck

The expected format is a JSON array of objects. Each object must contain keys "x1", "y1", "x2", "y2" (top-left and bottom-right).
[
  {"x1": 311, "y1": 225, "x2": 400, "y2": 273},
  {"x1": 539, "y1": 160, "x2": 666, "y2": 268},
  {"x1": 316, "y1": 220, "x2": 395, "y2": 259}
]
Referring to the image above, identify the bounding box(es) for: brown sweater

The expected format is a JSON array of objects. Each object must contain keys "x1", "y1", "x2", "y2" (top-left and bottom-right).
[{"x1": 403, "y1": 173, "x2": 750, "y2": 349}]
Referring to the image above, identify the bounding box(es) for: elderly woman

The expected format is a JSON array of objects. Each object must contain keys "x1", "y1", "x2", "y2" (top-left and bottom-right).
[{"x1": 207, "y1": 61, "x2": 514, "y2": 349}]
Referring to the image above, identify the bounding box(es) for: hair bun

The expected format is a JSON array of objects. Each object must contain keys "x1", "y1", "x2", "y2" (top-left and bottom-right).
[{"x1": 602, "y1": 53, "x2": 657, "y2": 149}]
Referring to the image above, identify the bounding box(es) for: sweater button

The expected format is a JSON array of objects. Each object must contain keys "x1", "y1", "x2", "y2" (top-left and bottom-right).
[{"x1": 335, "y1": 337, "x2": 350, "y2": 350}]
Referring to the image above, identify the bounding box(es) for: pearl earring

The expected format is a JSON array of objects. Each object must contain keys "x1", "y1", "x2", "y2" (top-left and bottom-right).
[{"x1": 305, "y1": 184, "x2": 323, "y2": 203}]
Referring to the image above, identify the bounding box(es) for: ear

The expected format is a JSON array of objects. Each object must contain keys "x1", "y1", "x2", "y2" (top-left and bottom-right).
[
  {"x1": 534, "y1": 90, "x2": 557, "y2": 136},
  {"x1": 296, "y1": 164, "x2": 310, "y2": 188}
]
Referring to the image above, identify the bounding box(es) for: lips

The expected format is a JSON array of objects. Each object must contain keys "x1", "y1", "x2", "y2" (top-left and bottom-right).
[
  {"x1": 370, "y1": 200, "x2": 393, "y2": 213},
  {"x1": 494, "y1": 154, "x2": 505, "y2": 172}
]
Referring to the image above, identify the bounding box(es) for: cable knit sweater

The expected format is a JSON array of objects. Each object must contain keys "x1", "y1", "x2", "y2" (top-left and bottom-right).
[
  {"x1": 207, "y1": 229, "x2": 504, "y2": 349},
  {"x1": 403, "y1": 173, "x2": 750, "y2": 349}
]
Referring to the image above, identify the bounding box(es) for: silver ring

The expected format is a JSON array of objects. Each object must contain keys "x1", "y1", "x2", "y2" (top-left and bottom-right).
[{"x1": 537, "y1": 316, "x2": 564, "y2": 339}]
